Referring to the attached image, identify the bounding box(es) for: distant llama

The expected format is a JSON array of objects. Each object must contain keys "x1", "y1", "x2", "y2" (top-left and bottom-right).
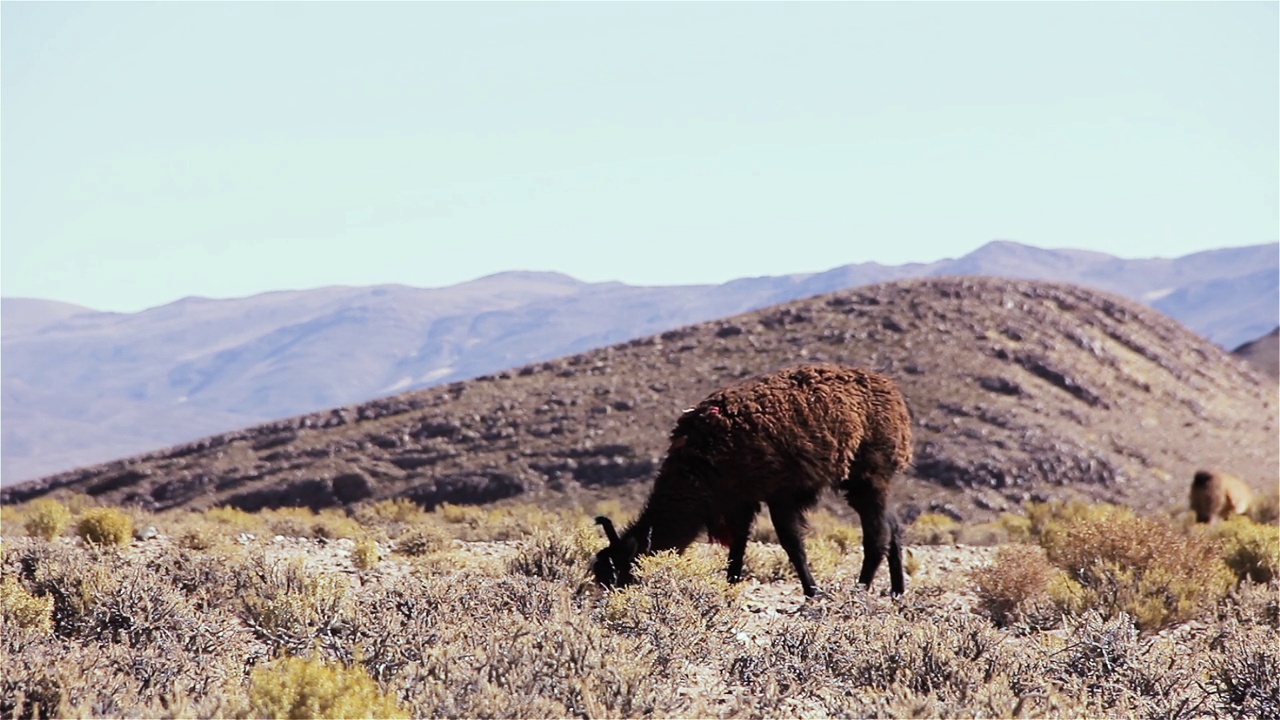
[{"x1": 1189, "y1": 469, "x2": 1252, "y2": 523}]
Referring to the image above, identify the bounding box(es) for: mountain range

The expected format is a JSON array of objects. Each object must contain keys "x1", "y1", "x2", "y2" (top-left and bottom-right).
[
  {"x1": 3, "y1": 240, "x2": 1276, "y2": 484},
  {"x1": 4, "y1": 276, "x2": 1274, "y2": 524}
]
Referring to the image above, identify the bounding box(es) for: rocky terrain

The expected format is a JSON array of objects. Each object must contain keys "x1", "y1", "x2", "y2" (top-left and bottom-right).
[{"x1": 4, "y1": 277, "x2": 1276, "y2": 522}]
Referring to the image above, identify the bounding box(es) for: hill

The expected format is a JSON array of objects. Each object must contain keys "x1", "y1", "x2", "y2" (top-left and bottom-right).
[
  {"x1": 3, "y1": 241, "x2": 1277, "y2": 483},
  {"x1": 5, "y1": 277, "x2": 1274, "y2": 523},
  {"x1": 1233, "y1": 327, "x2": 1280, "y2": 381}
]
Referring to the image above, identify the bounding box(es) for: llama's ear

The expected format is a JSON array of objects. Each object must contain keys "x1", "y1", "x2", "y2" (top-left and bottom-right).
[{"x1": 595, "y1": 516, "x2": 620, "y2": 544}]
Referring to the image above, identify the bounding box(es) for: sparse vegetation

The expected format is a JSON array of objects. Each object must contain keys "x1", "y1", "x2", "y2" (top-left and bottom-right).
[{"x1": 0, "y1": 496, "x2": 1276, "y2": 718}]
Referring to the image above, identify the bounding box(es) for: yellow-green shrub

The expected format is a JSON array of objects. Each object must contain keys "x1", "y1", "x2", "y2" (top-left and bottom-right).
[
  {"x1": 996, "y1": 512, "x2": 1034, "y2": 542},
  {"x1": 601, "y1": 547, "x2": 740, "y2": 628},
  {"x1": 1038, "y1": 507, "x2": 1234, "y2": 629},
  {"x1": 908, "y1": 513, "x2": 959, "y2": 545},
  {"x1": 355, "y1": 498, "x2": 426, "y2": 526},
  {"x1": 432, "y1": 502, "x2": 564, "y2": 541},
  {"x1": 809, "y1": 511, "x2": 861, "y2": 553},
  {"x1": 206, "y1": 506, "x2": 263, "y2": 531},
  {"x1": 0, "y1": 575, "x2": 54, "y2": 633},
  {"x1": 1246, "y1": 491, "x2": 1279, "y2": 525},
  {"x1": 1025, "y1": 500, "x2": 1122, "y2": 545},
  {"x1": 75, "y1": 508, "x2": 133, "y2": 546},
  {"x1": 1207, "y1": 516, "x2": 1280, "y2": 583},
  {"x1": 247, "y1": 655, "x2": 407, "y2": 719},
  {"x1": 23, "y1": 499, "x2": 72, "y2": 540}
]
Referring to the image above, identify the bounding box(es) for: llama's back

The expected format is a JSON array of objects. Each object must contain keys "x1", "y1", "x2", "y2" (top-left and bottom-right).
[{"x1": 667, "y1": 364, "x2": 912, "y2": 495}]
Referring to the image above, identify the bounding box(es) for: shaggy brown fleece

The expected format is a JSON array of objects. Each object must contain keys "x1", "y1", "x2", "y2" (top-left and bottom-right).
[{"x1": 593, "y1": 364, "x2": 913, "y2": 596}]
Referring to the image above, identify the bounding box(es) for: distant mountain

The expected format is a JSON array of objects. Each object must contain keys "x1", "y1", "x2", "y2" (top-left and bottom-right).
[
  {"x1": 1, "y1": 298, "x2": 100, "y2": 335},
  {"x1": 5, "y1": 277, "x2": 1274, "y2": 526},
  {"x1": 3, "y1": 241, "x2": 1276, "y2": 484}
]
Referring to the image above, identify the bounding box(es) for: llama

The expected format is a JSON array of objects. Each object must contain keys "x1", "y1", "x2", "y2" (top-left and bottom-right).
[
  {"x1": 593, "y1": 363, "x2": 913, "y2": 596},
  {"x1": 1189, "y1": 469, "x2": 1252, "y2": 523}
]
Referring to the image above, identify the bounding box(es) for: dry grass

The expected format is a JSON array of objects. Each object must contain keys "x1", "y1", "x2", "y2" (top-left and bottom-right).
[{"x1": 1, "y1": 496, "x2": 1277, "y2": 719}]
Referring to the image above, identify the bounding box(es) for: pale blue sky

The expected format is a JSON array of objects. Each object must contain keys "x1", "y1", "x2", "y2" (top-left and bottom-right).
[{"x1": 3, "y1": 1, "x2": 1277, "y2": 313}]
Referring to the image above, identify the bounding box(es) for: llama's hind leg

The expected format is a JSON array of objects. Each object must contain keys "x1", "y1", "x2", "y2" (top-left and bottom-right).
[
  {"x1": 845, "y1": 483, "x2": 904, "y2": 595},
  {"x1": 767, "y1": 497, "x2": 819, "y2": 597},
  {"x1": 725, "y1": 502, "x2": 759, "y2": 584}
]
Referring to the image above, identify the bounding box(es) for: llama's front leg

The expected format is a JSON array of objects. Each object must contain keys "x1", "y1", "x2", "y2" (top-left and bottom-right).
[{"x1": 725, "y1": 503, "x2": 759, "y2": 583}]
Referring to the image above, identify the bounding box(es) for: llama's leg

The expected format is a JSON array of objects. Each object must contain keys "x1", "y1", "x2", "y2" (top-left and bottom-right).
[
  {"x1": 845, "y1": 485, "x2": 900, "y2": 594},
  {"x1": 725, "y1": 503, "x2": 759, "y2": 584},
  {"x1": 885, "y1": 511, "x2": 905, "y2": 595},
  {"x1": 767, "y1": 498, "x2": 819, "y2": 597}
]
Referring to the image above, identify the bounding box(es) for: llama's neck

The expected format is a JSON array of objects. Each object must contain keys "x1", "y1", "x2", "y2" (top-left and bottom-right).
[{"x1": 624, "y1": 465, "x2": 709, "y2": 554}]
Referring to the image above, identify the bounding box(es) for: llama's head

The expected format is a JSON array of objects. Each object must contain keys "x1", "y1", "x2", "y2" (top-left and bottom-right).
[{"x1": 591, "y1": 516, "x2": 640, "y2": 589}]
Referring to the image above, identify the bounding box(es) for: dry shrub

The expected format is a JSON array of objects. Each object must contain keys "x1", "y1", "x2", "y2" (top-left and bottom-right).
[
  {"x1": 727, "y1": 581, "x2": 1021, "y2": 715},
  {"x1": 18, "y1": 543, "x2": 122, "y2": 635},
  {"x1": 1, "y1": 574, "x2": 54, "y2": 633},
  {"x1": 1039, "y1": 507, "x2": 1234, "y2": 629},
  {"x1": 969, "y1": 544, "x2": 1078, "y2": 629},
  {"x1": 23, "y1": 499, "x2": 72, "y2": 540},
  {"x1": 1047, "y1": 610, "x2": 1217, "y2": 718},
  {"x1": 1206, "y1": 516, "x2": 1280, "y2": 583},
  {"x1": 907, "y1": 513, "x2": 959, "y2": 545},
  {"x1": 236, "y1": 555, "x2": 352, "y2": 646},
  {"x1": 508, "y1": 524, "x2": 596, "y2": 582},
  {"x1": 248, "y1": 655, "x2": 407, "y2": 720},
  {"x1": 393, "y1": 525, "x2": 451, "y2": 556},
  {"x1": 352, "y1": 539, "x2": 381, "y2": 571},
  {"x1": 177, "y1": 524, "x2": 224, "y2": 551},
  {"x1": 75, "y1": 507, "x2": 133, "y2": 546},
  {"x1": 1207, "y1": 619, "x2": 1280, "y2": 719}
]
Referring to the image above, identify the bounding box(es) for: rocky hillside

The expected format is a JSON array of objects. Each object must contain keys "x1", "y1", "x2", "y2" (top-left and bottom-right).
[
  {"x1": 4, "y1": 277, "x2": 1275, "y2": 522},
  {"x1": 1233, "y1": 327, "x2": 1280, "y2": 382}
]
